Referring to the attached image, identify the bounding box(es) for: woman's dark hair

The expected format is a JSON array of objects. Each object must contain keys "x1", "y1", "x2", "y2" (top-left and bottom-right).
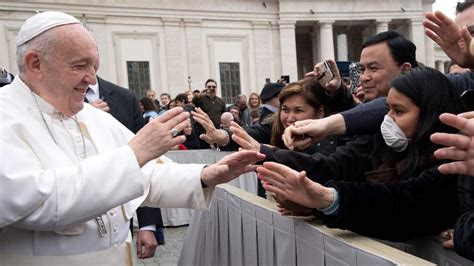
[
  {"x1": 270, "y1": 78, "x2": 326, "y2": 148},
  {"x1": 389, "y1": 66, "x2": 466, "y2": 177},
  {"x1": 139, "y1": 97, "x2": 158, "y2": 112}
]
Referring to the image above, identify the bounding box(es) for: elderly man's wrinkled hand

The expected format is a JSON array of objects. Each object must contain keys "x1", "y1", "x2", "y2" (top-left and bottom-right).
[
  {"x1": 200, "y1": 150, "x2": 265, "y2": 187},
  {"x1": 129, "y1": 107, "x2": 189, "y2": 167}
]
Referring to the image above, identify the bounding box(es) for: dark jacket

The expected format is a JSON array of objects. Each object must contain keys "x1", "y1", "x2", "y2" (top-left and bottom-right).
[
  {"x1": 322, "y1": 168, "x2": 459, "y2": 242},
  {"x1": 260, "y1": 134, "x2": 460, "y2": 242},
  {"x1": 97, "y1": 77, "x2": 144, "y2": 133},
  {"x1": 194, "y1": 95, "x2": 226, "y2": 128},
  {"x1": 260, "y1": 134, "x2": 377, "y2": 184},
  {"x1": 454, "y1": 175, "x2": 474, "y2": 260},
  {"x1": 97, "y1": 77, "x2": 163, "y2": 228}
]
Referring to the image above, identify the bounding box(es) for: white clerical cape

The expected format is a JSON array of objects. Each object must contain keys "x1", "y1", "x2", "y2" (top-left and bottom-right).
[{"x1": 0, "y1": 77, "x2": 213, "y2": 256}]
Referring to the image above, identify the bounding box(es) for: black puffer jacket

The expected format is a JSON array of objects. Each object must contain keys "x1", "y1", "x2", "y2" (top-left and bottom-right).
[{"x1": 454, "y1": 175, "x2": 474, "y2": 260}]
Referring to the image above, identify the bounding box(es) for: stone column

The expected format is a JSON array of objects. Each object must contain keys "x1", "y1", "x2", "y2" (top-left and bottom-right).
[
  {"x1": 376, "y1": 19, "x2": 390, "y2": 33},
  {"x1": 184, "y1": 19, "x2": 203, "y2": 90},
  {"x1": 278, "y1": 20, "x2": 298, "y2": 82},
  {"x1": 409, "y1": 18, "x2": 426, "y2": 65},
  {"x1": 163, "y1": 18, "x2": 185, "y2": 95},
  {"x1": 336, "y1": 32, "x2": 348, "y2": 61},
  {"x1": 435, "y1": 61, "x2": 444, "y2": 73},
  {"x1": 311, "y1": 24, "x2": 320, "y2": 63},
  {"x1": 319, "y1": 20, "x2": 335, "y2": 60},
  {"x1": 253, "y1": 21, "x2": 272, "y2": 89}
]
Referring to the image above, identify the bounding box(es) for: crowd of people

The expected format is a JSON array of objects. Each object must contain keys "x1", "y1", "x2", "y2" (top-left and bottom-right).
[{"x1": 1, "y1": 1, "x2": 474, "y2": 265}]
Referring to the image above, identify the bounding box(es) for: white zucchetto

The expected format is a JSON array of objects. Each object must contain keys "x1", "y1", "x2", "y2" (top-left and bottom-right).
[{"x1": 16, "y1": 11, "x2": 81, "y2": 47}]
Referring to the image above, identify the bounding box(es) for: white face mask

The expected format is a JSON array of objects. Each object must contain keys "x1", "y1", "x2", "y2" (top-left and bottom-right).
[{"x1": 380, "y1": 115, "x2": 409, "y2": 152}]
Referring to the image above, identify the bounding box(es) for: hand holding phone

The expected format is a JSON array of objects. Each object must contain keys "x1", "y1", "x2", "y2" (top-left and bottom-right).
[{"x1": 318, "y1": 60, "x2": 334, "y2": 84}]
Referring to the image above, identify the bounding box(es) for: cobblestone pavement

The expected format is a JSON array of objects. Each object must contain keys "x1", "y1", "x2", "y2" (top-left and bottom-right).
[{"x1": 135, "y1": 226, "x2": 188, "y2": 266}]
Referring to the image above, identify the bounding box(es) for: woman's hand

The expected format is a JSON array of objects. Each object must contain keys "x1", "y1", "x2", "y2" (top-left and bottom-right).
[
  {"x1": 256, "y1": 162, "x2": 334, "y2": 210},
  {"x1": 230, "y1": 121, "x2": 261, "y2": 151}
]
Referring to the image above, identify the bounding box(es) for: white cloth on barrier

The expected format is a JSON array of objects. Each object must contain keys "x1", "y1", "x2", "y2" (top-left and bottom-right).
[{"x1": 160, "y1": 150, "x2": 258, "y2": 226}]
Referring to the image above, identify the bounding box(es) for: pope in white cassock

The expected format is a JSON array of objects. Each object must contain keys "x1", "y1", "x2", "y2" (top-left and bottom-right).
[{"x1": 0, "y1": 11, "x2": 265, "y2": 265}]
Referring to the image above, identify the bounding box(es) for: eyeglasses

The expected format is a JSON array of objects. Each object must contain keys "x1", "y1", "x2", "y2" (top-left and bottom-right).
[{"x1": 206, "y1": 85, "x2": 216, "y2": 89}]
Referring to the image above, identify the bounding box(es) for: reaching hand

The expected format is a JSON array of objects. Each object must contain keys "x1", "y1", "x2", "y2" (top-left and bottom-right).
[
  {"x1": 230, "y1": 121, "x2": 260, "y2": 151},
  {"x1": 273, "y1": 194, "x2": 313, "y2": 216},
  {"x1": 200, "y1": 150, "x2": 266, "y2": 187},
  {"x1": 430, "y1": 112, "x2": 474, "y2": 176},
  {"x1": 424, "y1": 11, "x2": 474, "y2": 68},
  {"x1": 136, "y1": 230, "x2": 158, "y2": 259},
  {"x1": 129, "y1": 107, "x2": 189, "y2": 167},
  {"x1": 192, "y1": 108, "x2": 228, "y2": 146},
  {"x1": 256, "y1": 162, "x2": 334, "y2": 210},
  {"x1": 88, "y1": 99, "x2": 110, "y2": 112},
  {"x1": 282, "y1": 118, "x2": 329, "y2": 150}
]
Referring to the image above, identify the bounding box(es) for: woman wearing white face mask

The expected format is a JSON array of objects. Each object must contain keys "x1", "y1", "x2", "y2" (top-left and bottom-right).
[{"x1": 256, "y1": 67, "x2": 467, "y2": 242}]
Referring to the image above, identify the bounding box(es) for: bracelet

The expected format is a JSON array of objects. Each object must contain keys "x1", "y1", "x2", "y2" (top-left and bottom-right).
[
  {"x1": 219, "y1": 128, "x2": 231, "y2": 147},
  {"x1": 317, "y1": 187, "x2": 339, "y2": 215}
]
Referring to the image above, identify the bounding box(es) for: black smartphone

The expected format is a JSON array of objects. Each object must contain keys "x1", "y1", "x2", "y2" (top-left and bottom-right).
[{"x1": 280, "y1": 75, "x2": 290, "y2": 84}]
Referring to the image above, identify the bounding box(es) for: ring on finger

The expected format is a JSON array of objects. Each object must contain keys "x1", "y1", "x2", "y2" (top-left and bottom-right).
[{"x1": 171, "y1": 128, "x2": 179, "y2": 137}]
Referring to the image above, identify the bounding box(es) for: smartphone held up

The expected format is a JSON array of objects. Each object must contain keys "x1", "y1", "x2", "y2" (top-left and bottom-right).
[{"x1": 317, "y1": 60, "x2": 334, "y2": 84}]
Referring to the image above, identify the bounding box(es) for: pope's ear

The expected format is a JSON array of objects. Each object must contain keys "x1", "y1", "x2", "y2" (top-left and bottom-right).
[{"x1": 23, "y1": 51, "x2": 44, "y2": 78}]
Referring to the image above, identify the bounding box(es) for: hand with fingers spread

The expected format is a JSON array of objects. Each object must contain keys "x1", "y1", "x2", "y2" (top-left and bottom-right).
[
  {"x1": 230, "y1": 121, "x2": 260, "y2": 152},
  {"x1": 129, "y1": 107, "x2": 189, "y2": 167},
  {"x1": 192, "y1": 107, "x2": 229, "y2": 146},
  {"x1": 306, "y1": 59, "x2": 342, "y2": 96},
  {"x1": 282, "y1": 114, "x2": 345, "y2": 150},
  {"x1": 256, "y1": 162, "x2": 335, "y2": 210},
  {"x1": 430, "y1": 111, "x2": 474, "y2": 176},
  {"x1": 200, "y1": 150, "x2": 266, "y2": 187},
  {"x1": 423, "y1": 11, "x2": 474, "y2": 68}
]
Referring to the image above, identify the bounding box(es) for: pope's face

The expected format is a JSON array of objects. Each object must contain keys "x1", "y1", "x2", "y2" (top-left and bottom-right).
[{"x1": 38, "y1": 24, "x2": 99, "y2": 116}]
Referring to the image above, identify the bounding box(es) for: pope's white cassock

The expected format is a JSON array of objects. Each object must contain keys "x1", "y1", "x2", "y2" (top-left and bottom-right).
[{"x1": 0, "y1": 77, "x2": 213, "y2": 264}]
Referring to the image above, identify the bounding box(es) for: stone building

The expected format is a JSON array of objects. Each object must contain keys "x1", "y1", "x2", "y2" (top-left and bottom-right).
[{"x1": 0, "y1": 0, "x2": 450, "y2": 103}]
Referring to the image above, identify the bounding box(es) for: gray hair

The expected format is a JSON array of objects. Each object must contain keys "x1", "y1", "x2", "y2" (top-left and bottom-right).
[{"x1": 16, "y1": 28, "x2": 56, "y2": 73}]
